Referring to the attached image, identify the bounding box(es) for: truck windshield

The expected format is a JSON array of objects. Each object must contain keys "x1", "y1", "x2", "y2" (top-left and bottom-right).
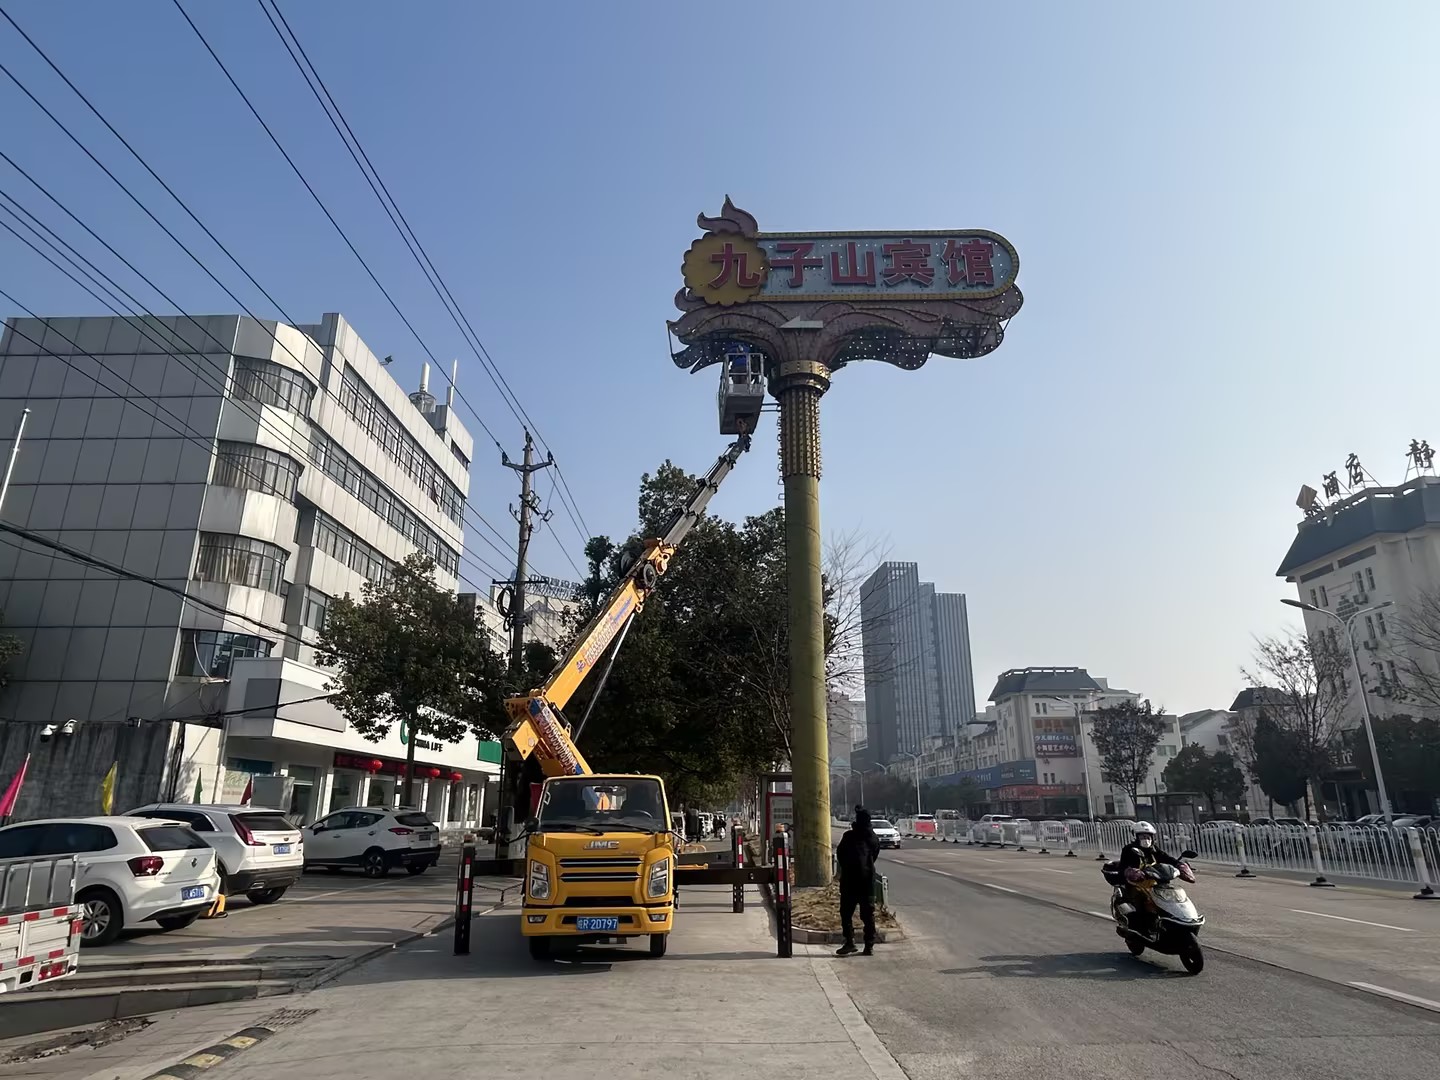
[{"x1": 537, "y1": 778, "x2": 665, "y2": 834}]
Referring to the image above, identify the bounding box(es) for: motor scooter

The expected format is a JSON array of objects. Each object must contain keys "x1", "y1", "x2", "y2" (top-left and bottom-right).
[{"x1": 1102, "y1": 849, "x2": 1205, "y2": 974}]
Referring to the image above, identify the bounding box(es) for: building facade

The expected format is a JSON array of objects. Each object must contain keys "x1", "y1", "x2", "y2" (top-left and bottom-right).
[
  {"x1": 0, "y1": 312, "x2": 500, "y2": 825},
  {"x1": 859, "y1": 561, "x2": 976, "y2": 762},
  {"x1": 1275, "y1": 473, "x2": 1440, "y2": 816},
  {"x1": 889, "y1": 666, "x2": 1182, "y2": 818}
]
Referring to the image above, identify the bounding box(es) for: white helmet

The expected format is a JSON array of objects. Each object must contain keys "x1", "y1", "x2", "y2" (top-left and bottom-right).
[{"x1": 1134, "y1": 821, "x2": 1157, "y2": 838}]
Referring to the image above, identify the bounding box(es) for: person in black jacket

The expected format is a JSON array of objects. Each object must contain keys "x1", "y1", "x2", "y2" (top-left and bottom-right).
[{"x1": 835, "y1": 806, "x2": 881, "y2": 956}]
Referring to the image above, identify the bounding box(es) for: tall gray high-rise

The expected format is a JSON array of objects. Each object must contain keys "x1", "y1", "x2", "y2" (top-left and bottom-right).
[{"x1": 859, "y1": 562, "x2": 975, "y2": 764}]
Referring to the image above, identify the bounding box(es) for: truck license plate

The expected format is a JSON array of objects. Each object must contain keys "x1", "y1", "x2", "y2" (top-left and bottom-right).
[
  {"x1": 182, "y1": 886, "x2": 206, "y2": 901},
  {"x1": 576, "y1": 917, "x2": 619, "y2": 933}
]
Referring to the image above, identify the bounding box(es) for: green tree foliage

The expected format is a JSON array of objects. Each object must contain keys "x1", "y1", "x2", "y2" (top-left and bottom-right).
[
  {"x1": 561, "y1": 460, "x2": 796, "y2": 805},
  {"x1": 1089, "y1": 699, "x2": 1168, "y2": 809},
  {"x1": 315, "y1": 553, "x2": 505, "y2": 804},
  {"x1": 0, "y1": 613, "x2": 22, "y2": 691},
  {"x1": 1161, "y1": 744, "x2": 1247, "y2": 811},
  {"x1": 1250, "y1": 712, "x2": 1308, "y2": 810},
  {"x1": 1353, "y1": 714, "x2": 1440, "y2": 814}
]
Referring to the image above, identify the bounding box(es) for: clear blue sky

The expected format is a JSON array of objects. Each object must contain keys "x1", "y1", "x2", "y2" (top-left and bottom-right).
[{"x1": 2, "y1": 2, "x2": 1436, "y2": 715}]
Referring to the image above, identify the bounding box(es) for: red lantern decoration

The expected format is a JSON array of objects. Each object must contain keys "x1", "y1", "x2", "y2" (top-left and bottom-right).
[
  {"x1": 368, "y1": 758, "x2": 383, "y2": 773},
  {"x1": 450, "y1": 772, "x2": 464, "y2": 784},
  {"x1": 430, "y1": 767, "x2": 444, "y2": 780}
]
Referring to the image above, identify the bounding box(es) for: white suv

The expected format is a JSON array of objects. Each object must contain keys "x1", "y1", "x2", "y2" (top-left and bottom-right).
[
  {"x1": 127, "y1": 804, "x2": 303, "y2": 904},
  {"x1": 0, "y1": 817, "x2": 219, "y2": 946},
  {"x1": 303, "y1": 807, "x2": 440, "y2": 877}
]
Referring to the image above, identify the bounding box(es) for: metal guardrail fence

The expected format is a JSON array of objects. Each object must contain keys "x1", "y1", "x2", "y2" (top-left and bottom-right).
[
  {"x1": 0, "y1": 856, "x2": 77, "y2": 915},
  {"x1": 891, "y1": 817, "x2": 1440, "y2": 898}
]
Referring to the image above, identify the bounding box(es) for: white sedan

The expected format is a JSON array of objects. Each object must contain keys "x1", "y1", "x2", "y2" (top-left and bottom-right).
[
  {"x1": 871, "y1": 819, "x2": 902, "y2": 848},
  {"x1": 0, "y1": 816, "x2": 220, "y2": 946}
]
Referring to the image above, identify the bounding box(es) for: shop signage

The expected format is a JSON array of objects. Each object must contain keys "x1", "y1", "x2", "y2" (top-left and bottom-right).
[{"x1": 1034, "y1": 733, "x2": 1078, "y2": 758}]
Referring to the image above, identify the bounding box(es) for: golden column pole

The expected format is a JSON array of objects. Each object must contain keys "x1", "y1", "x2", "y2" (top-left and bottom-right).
[{"x1": 771, "y1": 359, "x2": 832, "y2": 888}]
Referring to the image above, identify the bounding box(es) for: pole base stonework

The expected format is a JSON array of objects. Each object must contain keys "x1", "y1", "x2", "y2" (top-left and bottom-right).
[{"x1": 774, "y1": 361, "x2": 832, "y2": 890}]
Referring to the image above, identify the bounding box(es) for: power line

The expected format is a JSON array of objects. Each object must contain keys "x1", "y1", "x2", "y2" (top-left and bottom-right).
[
  {"x1": 0, "y1": 204, "x2": 509, "y2": 589},
  {"x1": 0, "y1": 158, "x2": 515, "y2": 583},
  {"x1": 0, "y1": 524, "x2": 309, "y2": 647},
  {"x1": 240, "y1": 0, "x2": 594, "y2": 548},
  {"x1": 0, "y1": 21, "x2": 526, "y2": 576}
]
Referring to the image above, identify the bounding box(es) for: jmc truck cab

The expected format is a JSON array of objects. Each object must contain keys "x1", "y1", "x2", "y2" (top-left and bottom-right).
[{"x1": 521, "y1": 774, "x2": 675, "y2": 959}]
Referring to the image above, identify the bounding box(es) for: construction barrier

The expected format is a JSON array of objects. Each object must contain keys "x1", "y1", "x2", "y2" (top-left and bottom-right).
[{"x1": 454, "y1": 841, "x2": 476, "y2": 955}]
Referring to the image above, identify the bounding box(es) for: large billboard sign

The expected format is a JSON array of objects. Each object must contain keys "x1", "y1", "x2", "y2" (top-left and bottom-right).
[
  {"x1": 670, "y1": 198, "x2": 1024, "y2": 375},
  {"x1": 681, "y1": 229, "x2": 1019, "y2": 308}
]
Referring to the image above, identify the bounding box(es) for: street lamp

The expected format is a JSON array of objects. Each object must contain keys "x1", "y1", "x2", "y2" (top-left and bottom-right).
[
  {"x1": 1280, "y1": 597, "x2": 1395, "y2": 821},
  {"x1": 899, "y1": 751, "x2": 923, "y2": 816}
]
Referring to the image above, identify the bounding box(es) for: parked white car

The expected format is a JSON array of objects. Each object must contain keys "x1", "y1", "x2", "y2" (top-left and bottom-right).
[
  {"x1": 303, "y1": 806, "x2": 441, "y2": 877},
  {"x1": 0, "y1": 817, "x2": 219, "y2": 946},
  {"x1": 127, "y1": 803, "x2": 303, "y2": 904}
]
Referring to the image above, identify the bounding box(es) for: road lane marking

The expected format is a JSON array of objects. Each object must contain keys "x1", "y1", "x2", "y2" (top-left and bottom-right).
[
  {"x1": 983, "y1": 883, "x2": 1019, "y2": 894},
  {"x1": 1349, "y1": 982, "x2": 1440, "y2": 1012},
  {"x1": 924, "y1": 868, "x2": 954, "y2": 878},
  {"x1": 1289, "y1": 909, "x2": 1414, "y2": 932},
  {"x1": 1087, "y1": 910, "x2": 1111, "y2": 919},
  {"x1": 1037, "y1": 868, "x2": 1074, "y2": 875}
]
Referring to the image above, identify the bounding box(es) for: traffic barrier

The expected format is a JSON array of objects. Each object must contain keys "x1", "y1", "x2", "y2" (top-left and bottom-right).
[
  {"x1": 732, "y1": 827, "x2": 745, "y2": 913},
  {"x1": 773, "y1": 828, "x2": 793, "y2": 958},
  {"x1": 1407, "y1": 828, "x2": 1438, "y2": 901},
  {"x1": 454, "y1": 841, "x2": 476, "y2": 954},
  {"x1": 1306, "y1": 825, "x2": 1333, "y2": 887}
]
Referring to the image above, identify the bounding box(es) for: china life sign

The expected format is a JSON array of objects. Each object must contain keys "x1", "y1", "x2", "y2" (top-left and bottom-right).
[{"x1": 682, "y1": 228, "x2": 1019, "y2": 308}]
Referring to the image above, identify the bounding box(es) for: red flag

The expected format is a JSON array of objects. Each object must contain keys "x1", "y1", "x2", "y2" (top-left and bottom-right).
[
  {"x1": 240, "y1": 777, "x2": 253, "y2": 806},
  {"x1": 0, "y1": 754, "x2": 31, "y2": 822}
]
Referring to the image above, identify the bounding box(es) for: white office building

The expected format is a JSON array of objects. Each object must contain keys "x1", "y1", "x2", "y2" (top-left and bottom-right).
[{"x1": 0, "y1": 312, "x2": 502, "y2": 825}]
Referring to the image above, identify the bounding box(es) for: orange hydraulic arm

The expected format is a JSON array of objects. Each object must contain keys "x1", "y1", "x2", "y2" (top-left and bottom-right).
[{"x1": 502, "y1": 433, "x2": 752, "y2": 779}]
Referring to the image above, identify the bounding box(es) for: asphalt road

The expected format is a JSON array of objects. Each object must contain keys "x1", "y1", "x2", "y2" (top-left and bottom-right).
[{"x1": 830, "y1": 853, "x2": 1440, "y2": 1080}]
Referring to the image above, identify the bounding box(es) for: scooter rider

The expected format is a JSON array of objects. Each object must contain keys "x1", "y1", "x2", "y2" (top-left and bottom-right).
[{"x1": 1118, "y1": 821, "x2": 1185, "y2": 936}]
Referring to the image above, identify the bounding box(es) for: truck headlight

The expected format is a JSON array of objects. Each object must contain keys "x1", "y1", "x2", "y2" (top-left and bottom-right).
[
  {"x1": 647, "y1": 858, "x2": 670, "y2": 898},
  {"x1": 528, "y1": 859, "x2": 551, "y2": 900}
]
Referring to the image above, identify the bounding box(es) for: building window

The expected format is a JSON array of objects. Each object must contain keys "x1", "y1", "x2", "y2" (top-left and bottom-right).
[
  {"x1": 177, "y1": 629, "x2": 273, "y2": 678},
  {"x1": 232, "y1": 357, "x2": 316, "y2": 416},
  {"x1": 1365, "y1": 615, "x2": 1375, "y2": 640},
  {"x1": 1309, "y1": 588, "x2": 1318, "y2": 607},
  {"x1": 194, "y1": 533, "x2": 289, "y2": 595},
  {"x1": 1366, "y1": 567, "x2": 1376, "y2": 591},
  {"x1": 309, "y1": 428, "x2": 460, "y2": 576},
  {"x1": 1377, "y1": 610, "x2": 1388, "y2": 635},
  {"x1": 1319, "y1": 585, "x2": 1329, "y2": 607},
  {"x1": 301, "y1": 586, "x2": 330, "y2": 632},
  {"x1": 335, "y1": 365, "x2": 465, "y2": 526},
  {"x1": 1387, "y1": 660, "x2": 1398, "y2": 683},
  {"x1": 311, "y1": 509, "x2": 392, "y2": 585},
  {"x1": 213, "y1": 441, "x2": 302, "y2": 500}
]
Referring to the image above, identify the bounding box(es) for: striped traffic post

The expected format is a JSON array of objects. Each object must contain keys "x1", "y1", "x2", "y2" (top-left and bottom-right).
[
  {"x1": 732, "y1": 826, "x2": 746, "y2": 913},
  {"x1": 773, "y1": 828, "x2": 792, "y2": 958},
  {"x1": 454, "y1": 842, "x2": 475, "y2": 954}
]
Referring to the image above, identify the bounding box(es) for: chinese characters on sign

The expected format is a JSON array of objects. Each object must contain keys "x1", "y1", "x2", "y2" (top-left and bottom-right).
[
  {"x1": 1409, "y1": 439, "x2": 1435, "y2": 473},
  {"x1": 680, "y1": 229, "x2": 1019, "y2": 308}
]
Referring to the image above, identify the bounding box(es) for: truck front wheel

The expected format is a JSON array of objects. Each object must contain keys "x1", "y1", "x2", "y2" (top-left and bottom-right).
[
  {"x1": 528, "y1": 936, "x2": 551, "y2": 961},
  {"x1": 649, "y1": 933, "x2": 668, "y2": 958}
]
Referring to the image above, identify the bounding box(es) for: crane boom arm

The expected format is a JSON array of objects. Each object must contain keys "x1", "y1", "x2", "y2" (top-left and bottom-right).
[{"x1": 503, "y1": 433, "x2": 751, "y2": 778}]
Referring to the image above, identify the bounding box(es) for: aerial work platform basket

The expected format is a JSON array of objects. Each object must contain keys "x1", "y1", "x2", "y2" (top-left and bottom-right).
[{"x1": 719, "y1": 345, "x2": 764, "y2": 435}]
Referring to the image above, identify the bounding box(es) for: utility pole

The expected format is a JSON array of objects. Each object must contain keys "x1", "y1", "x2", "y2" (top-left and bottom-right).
[{"x1": 495, "y1": 430, "x2": 553, "y2": 859}]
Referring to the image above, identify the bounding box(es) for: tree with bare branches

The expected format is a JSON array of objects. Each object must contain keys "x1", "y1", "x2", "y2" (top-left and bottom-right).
[
  {"x1": 1241, "y1": 629, "x2": 1351, "y2": 820},
  {"x1": 1386, "y1": 590, "x2": 1440, "y2": 710}
]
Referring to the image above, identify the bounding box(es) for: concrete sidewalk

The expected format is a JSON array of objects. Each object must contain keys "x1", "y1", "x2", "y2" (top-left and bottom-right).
[
  {"x1": 0, "y1": 885, "x2": 904, "y2": 1080},
  {"x1": 0, "y1": 856, "x2": 522, "y2": 1040},
  {"x1": 889, "y1": 842, "x2": 1440, "y2": 1006}
]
